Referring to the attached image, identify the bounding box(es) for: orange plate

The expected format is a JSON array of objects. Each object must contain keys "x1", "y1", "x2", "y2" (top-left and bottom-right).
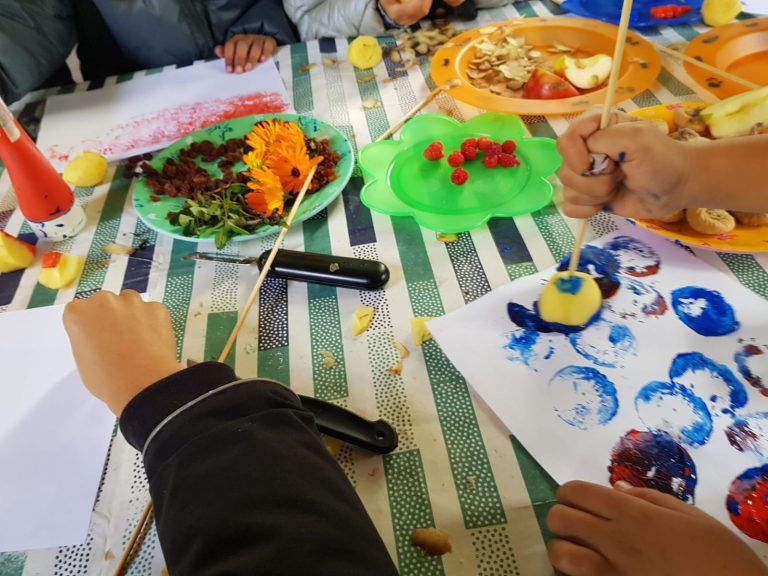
[
  {"x1": 629, "y1": 103, "x2": 768, "y2": 253},
  {"x1": 684, "y1": 17, "x2": 768, "y2": 98},
  {"x1": 431, "y1": 17, "x2": 661, "y2": 116}
]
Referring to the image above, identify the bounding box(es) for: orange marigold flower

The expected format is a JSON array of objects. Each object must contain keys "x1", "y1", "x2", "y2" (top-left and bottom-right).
[
  {"x1": 242, "y1": 144, "x2": 266, "y2": 171},
  {"x1": 267, "y1": 138, "x2": 323, "y2": 194},
  {"x1": 247, "y1": 119, "x2": 305, "y2": 151},
  {"x1": 245, "y1": 168, "x2": 286, "y2": 216}
]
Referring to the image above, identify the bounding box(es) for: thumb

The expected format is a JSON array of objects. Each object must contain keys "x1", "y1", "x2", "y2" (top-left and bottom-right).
[
  {"x1": 214, "y1": 45, "x2": 224, "y2": 58},
  {"x1": 586, "y1": 121, "x2": 654, "y2": 163}
]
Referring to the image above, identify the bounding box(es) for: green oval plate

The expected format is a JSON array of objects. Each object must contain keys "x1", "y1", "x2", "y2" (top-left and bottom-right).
[
  {"x1": 132, "y1": 113, "x2": 355, "y2": 242},
  {"x1": 358, "y1": 113, "x2": 561, "y2": 233}
]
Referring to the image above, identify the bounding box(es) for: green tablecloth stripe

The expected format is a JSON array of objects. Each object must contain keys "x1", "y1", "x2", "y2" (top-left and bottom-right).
[
  {"x1": 303, "y1": 218, "x2": 348, "y2": 401},
  {"x1": 204, "y1": 311, "x2": 237, "y2": 367},
  {"x1": 383, "y1": 449, "x2": 446, "y2": 576},
  {"x1": 392, "y1": 217, "x2": 507, "y2": 529}
]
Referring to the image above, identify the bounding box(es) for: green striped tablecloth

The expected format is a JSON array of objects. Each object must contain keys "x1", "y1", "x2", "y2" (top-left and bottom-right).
[{"x1": 2, "y1": 3, "x2": 767, "y2": 575}]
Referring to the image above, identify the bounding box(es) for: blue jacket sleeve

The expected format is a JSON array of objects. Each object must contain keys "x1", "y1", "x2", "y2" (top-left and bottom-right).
[
  {"x1": 0, "y1": 0, "x2": 76, "y2": 103},
  {"x1": 119, "y1": 362, "x2": 398, "y2": 576}
]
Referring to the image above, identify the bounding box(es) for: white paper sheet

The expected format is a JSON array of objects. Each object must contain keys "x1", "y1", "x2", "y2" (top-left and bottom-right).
[
  {"x1": 429, "y1": 225, "x2": 768, "y2": 555},
  {"x1": 0, "y1": 304, "x2": 115, "y2": 552},
  {"x1": 742, "y1": 0, "x2": 768, "y2": 15},
  {"x1": 36, "y1": 58, "x2": 293, "y2": 171}
]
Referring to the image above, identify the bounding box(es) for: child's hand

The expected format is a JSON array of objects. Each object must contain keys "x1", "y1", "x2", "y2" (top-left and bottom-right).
[
  {"x1": 63, "y1": 290, "x2": 183, "y2": 416},
  {"x1": 547, "y1": 480, "x2": 768, "y2": 576},
  {"x1": 379, "y1": 0, "x2": 432, "y2": 26},
  {"x1": 557, "y1": 110, "x2": 695, "y2": 220},
  {"x1": 214, "y1": 34, "x2": 277, "y2": 73}
]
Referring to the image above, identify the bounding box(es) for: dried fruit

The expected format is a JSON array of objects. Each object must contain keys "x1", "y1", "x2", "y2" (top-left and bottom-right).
[
  {"x1": 451, "y1": 167, "x2": 469, "y2": 186},
  {"x1": 423, "y1": 141, "x2": 444, "y2": 161},
  {"x1": 320, "y1": 350, "x2": 338, "y2": 368},
  {"x1": 362, "y1": 98, "x2": 382, "y2": 109},
  {"x1": 447, "y1": 151, "x2": 465, "y2": 167}
]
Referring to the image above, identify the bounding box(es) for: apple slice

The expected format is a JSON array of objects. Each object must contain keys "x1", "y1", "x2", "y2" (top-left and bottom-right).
[
  {"x1": 38, "y1": 251, "x2": 85, "y2": 289},
  {"x1": 701, "y1": 85, "x2": 768, "y2": 138},
  {"x1": 0, "y1": 230, "x2": 36, "y2": 273},
  {"x1": 523, "y1": 68, "x2": 579, "y2": 100},
  {"x1": 554, "y1": 54, "x2": 613, "y2": 90}
]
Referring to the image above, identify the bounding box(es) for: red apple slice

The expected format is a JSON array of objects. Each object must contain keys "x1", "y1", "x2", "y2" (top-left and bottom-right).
[{"x1": 523, "y1": 67, "x2": 580, "y2": 100}]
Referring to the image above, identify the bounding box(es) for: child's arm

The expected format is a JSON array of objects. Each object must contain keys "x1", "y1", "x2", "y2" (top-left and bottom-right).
[
  {"x1": 548, "y1": 480, "x2": 768, "y2": 576},
  {"x1": 0, "y1": 0, "x2": 77, "y2": 103},
  {"x1": 557, "y1": 110, "x2": 768, "y2": 219}
]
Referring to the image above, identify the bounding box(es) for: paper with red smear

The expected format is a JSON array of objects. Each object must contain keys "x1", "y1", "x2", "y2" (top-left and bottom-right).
[{"x1": 37, "y1": 58, "x2": 293, "y2": 171}]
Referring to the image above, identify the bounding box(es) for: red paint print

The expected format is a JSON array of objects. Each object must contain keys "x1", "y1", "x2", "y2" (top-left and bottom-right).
[{"x1": 47, "y1": 92, "x2": 290, "y2": 162}]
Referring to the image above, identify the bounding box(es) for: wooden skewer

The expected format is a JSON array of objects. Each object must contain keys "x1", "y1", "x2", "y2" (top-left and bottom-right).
[
  {"x1": 0, "y1": 96, "x2": 21, "y2": 142},
  {"x1": 114, "y1": 165, "x2": 319, "y2": 575},
  {"x1": 112, "y1": 500, "x2": 153, "y2": 576},
  {"x1": 569, "y1": 0, "x2": 634, "y2": 274},
  {"x1": 652, "y1": 41, "x2": 760, "y2": 91},
  {"x1": 375, "y1": 79, "x2": 460, "y2": 143},
  {"x1": 218, "y1": 164, "x2": 318, "y2": 361}
]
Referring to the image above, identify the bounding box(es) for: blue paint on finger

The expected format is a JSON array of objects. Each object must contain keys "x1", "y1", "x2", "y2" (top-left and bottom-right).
[
  {"x1": 671, "y1": 286, "x2": 739, "y2": 336},
  {"x1": 549, "y1": 366, "x2": 618, "y2": 430}
]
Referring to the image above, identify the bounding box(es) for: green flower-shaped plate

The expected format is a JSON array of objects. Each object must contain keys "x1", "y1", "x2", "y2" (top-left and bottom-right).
[
  {"x1": 358, "y1": 113, "x2": 561, "y2": 233},
  {"x1": 133, "y1": 113, "x2": 355, "y2": 243}
]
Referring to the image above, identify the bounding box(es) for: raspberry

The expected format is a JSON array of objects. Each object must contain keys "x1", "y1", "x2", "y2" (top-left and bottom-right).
[
  {"x1": 477, "y1": 136, "x2": 492, "y2": 151},
  {"x1": 501, "y1": 140, "x2": 517, "y2": 154},
  {"x1": 451, "y1": 167, "x2": 469, "y2": 186},
  {"x1": 462, "y1": 145, "x2": 478, "y2": 161},
  {"x1": 447, "y1": 151, "x2": 465, "y2": 167},
  {"x1": 484, "y1": 142, "x2": 503, "y2": 158},
  {"x1": 482, "y1": 155, "x2": 499, "y2": 169},
  {"x1": 423, "y1": 141, "x2": 444, "y2": 161},
  {"x1": 498, "y1": 153, "x2": 520, "y2": 168},
  {"x1": 461, "y1": 138, "x2": 477, "y2": 149}
]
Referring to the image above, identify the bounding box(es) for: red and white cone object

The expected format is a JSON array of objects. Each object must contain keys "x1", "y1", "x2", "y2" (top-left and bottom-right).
[{"x1": 0, "y1": 100, "x2": 85, "y2": 241}]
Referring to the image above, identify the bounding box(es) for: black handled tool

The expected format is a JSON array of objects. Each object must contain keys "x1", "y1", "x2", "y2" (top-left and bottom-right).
[
  {"x1": 186, "y1": 249, "x2": 390, "y2": 290},
  {"x1": 298, "y1": 394, "x2": 399, "y2": 454}
]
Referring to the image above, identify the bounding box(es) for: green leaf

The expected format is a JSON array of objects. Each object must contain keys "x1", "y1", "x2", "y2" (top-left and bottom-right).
[{"x1": 214, "y1": 228, "x2": 230, "y2": 250}]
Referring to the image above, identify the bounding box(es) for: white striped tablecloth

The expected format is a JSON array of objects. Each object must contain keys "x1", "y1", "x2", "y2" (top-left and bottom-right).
[{"x1": 1, "y1": 3, "x2": 767, "y2": 575}]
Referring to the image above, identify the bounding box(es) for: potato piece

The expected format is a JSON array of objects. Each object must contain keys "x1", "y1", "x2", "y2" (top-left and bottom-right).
[
  {"x1": 63, "y1": 151, "x2": 108, "y2": 187},
  {"x1": 38, "y1": 252, "x2": 85, "y2": 289},
  {"x1": 410, "y1": 317, "x2": 435, "y2": 346},
  {"x1": 0, "y1": 230, "x2": 36, "y2": 273},
  {"x1": 411, "y1": 528, "x2": 452, "y2": 557},
  {"x1": 352, "y1": 305, "x2": 375, "y2": 336}
]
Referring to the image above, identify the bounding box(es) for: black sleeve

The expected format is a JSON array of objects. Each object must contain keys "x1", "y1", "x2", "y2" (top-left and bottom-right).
[
  {"x1": 220, "y1": 0, "x2": 298, "y2": 45},
  {"x1": 120, "y1": 362, "x2": 398, "y2": 576}
]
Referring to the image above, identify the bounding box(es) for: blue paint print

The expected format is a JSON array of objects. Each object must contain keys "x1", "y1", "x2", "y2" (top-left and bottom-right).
[
  {"x1": 568, "y1": 319, "x2": 638, "y2": 368},
  {"x1": 670, "y1": 352, "x2": 748, "y2": 414},
  {"x1": 549, "y1": 366, "x2": 618, "y2": 430},
  {"x1": 635, "y1": 381, "x2": 713, "y2": 447},
  {"x1": 558, "y1": 245, "x2": 621, "y2": 299},
  {"x1": 726, "y1": 413, "x2": 768, "y2": 458},
  {"x1": 623, "y1": 278, "x2": 668, "y2": 317},
  {"x1": 555, "y1": 275, "x2": 584, "y2": 295},
  {"x1": 671, "y1": 286, "x2": 740, "y2": 336},
  {"x1": 734, "y1": 343, "x2": 768, "y2": 397},
  {"x1": 503, "y1": 329, "x2": 555, "y2": 369},
  {"x1": 603, "y1": 235, "x2": 661, "y2": 277},
  {"x1": 608, "y1": 430, "x2": 698, "y2": 503}
]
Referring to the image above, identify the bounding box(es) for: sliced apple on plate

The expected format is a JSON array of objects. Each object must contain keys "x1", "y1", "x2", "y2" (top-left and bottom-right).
[
  {"x1": 701, "y1": 85, "x2": 768, "y2": 138},
  {"x1": 0, "y1": 230, "x2": 36, "y2": 273},
  {"x1": 523, "y1": 67, "x2": 579, "y2": 100},
  {"x1": 554, "y1": 54, "x2": 613, "y2": 90}
]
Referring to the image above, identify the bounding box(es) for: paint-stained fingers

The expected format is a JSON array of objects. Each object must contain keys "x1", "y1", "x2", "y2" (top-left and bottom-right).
[
  {"x1": 558, "y1": 168, "x2": 620, "y2": 206},
  {"x1": 233, "y1": 37, "x2": 254, "y2": 73},
  {"x1": 557, "y1": 113, "x2": 602, "y2": 174},
  {"x1": 556, "y1": 481, "x2": 623, "y2": 521},
  {"x1": 547, "y1": 538, "x2": 613, "y2": 576}
]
